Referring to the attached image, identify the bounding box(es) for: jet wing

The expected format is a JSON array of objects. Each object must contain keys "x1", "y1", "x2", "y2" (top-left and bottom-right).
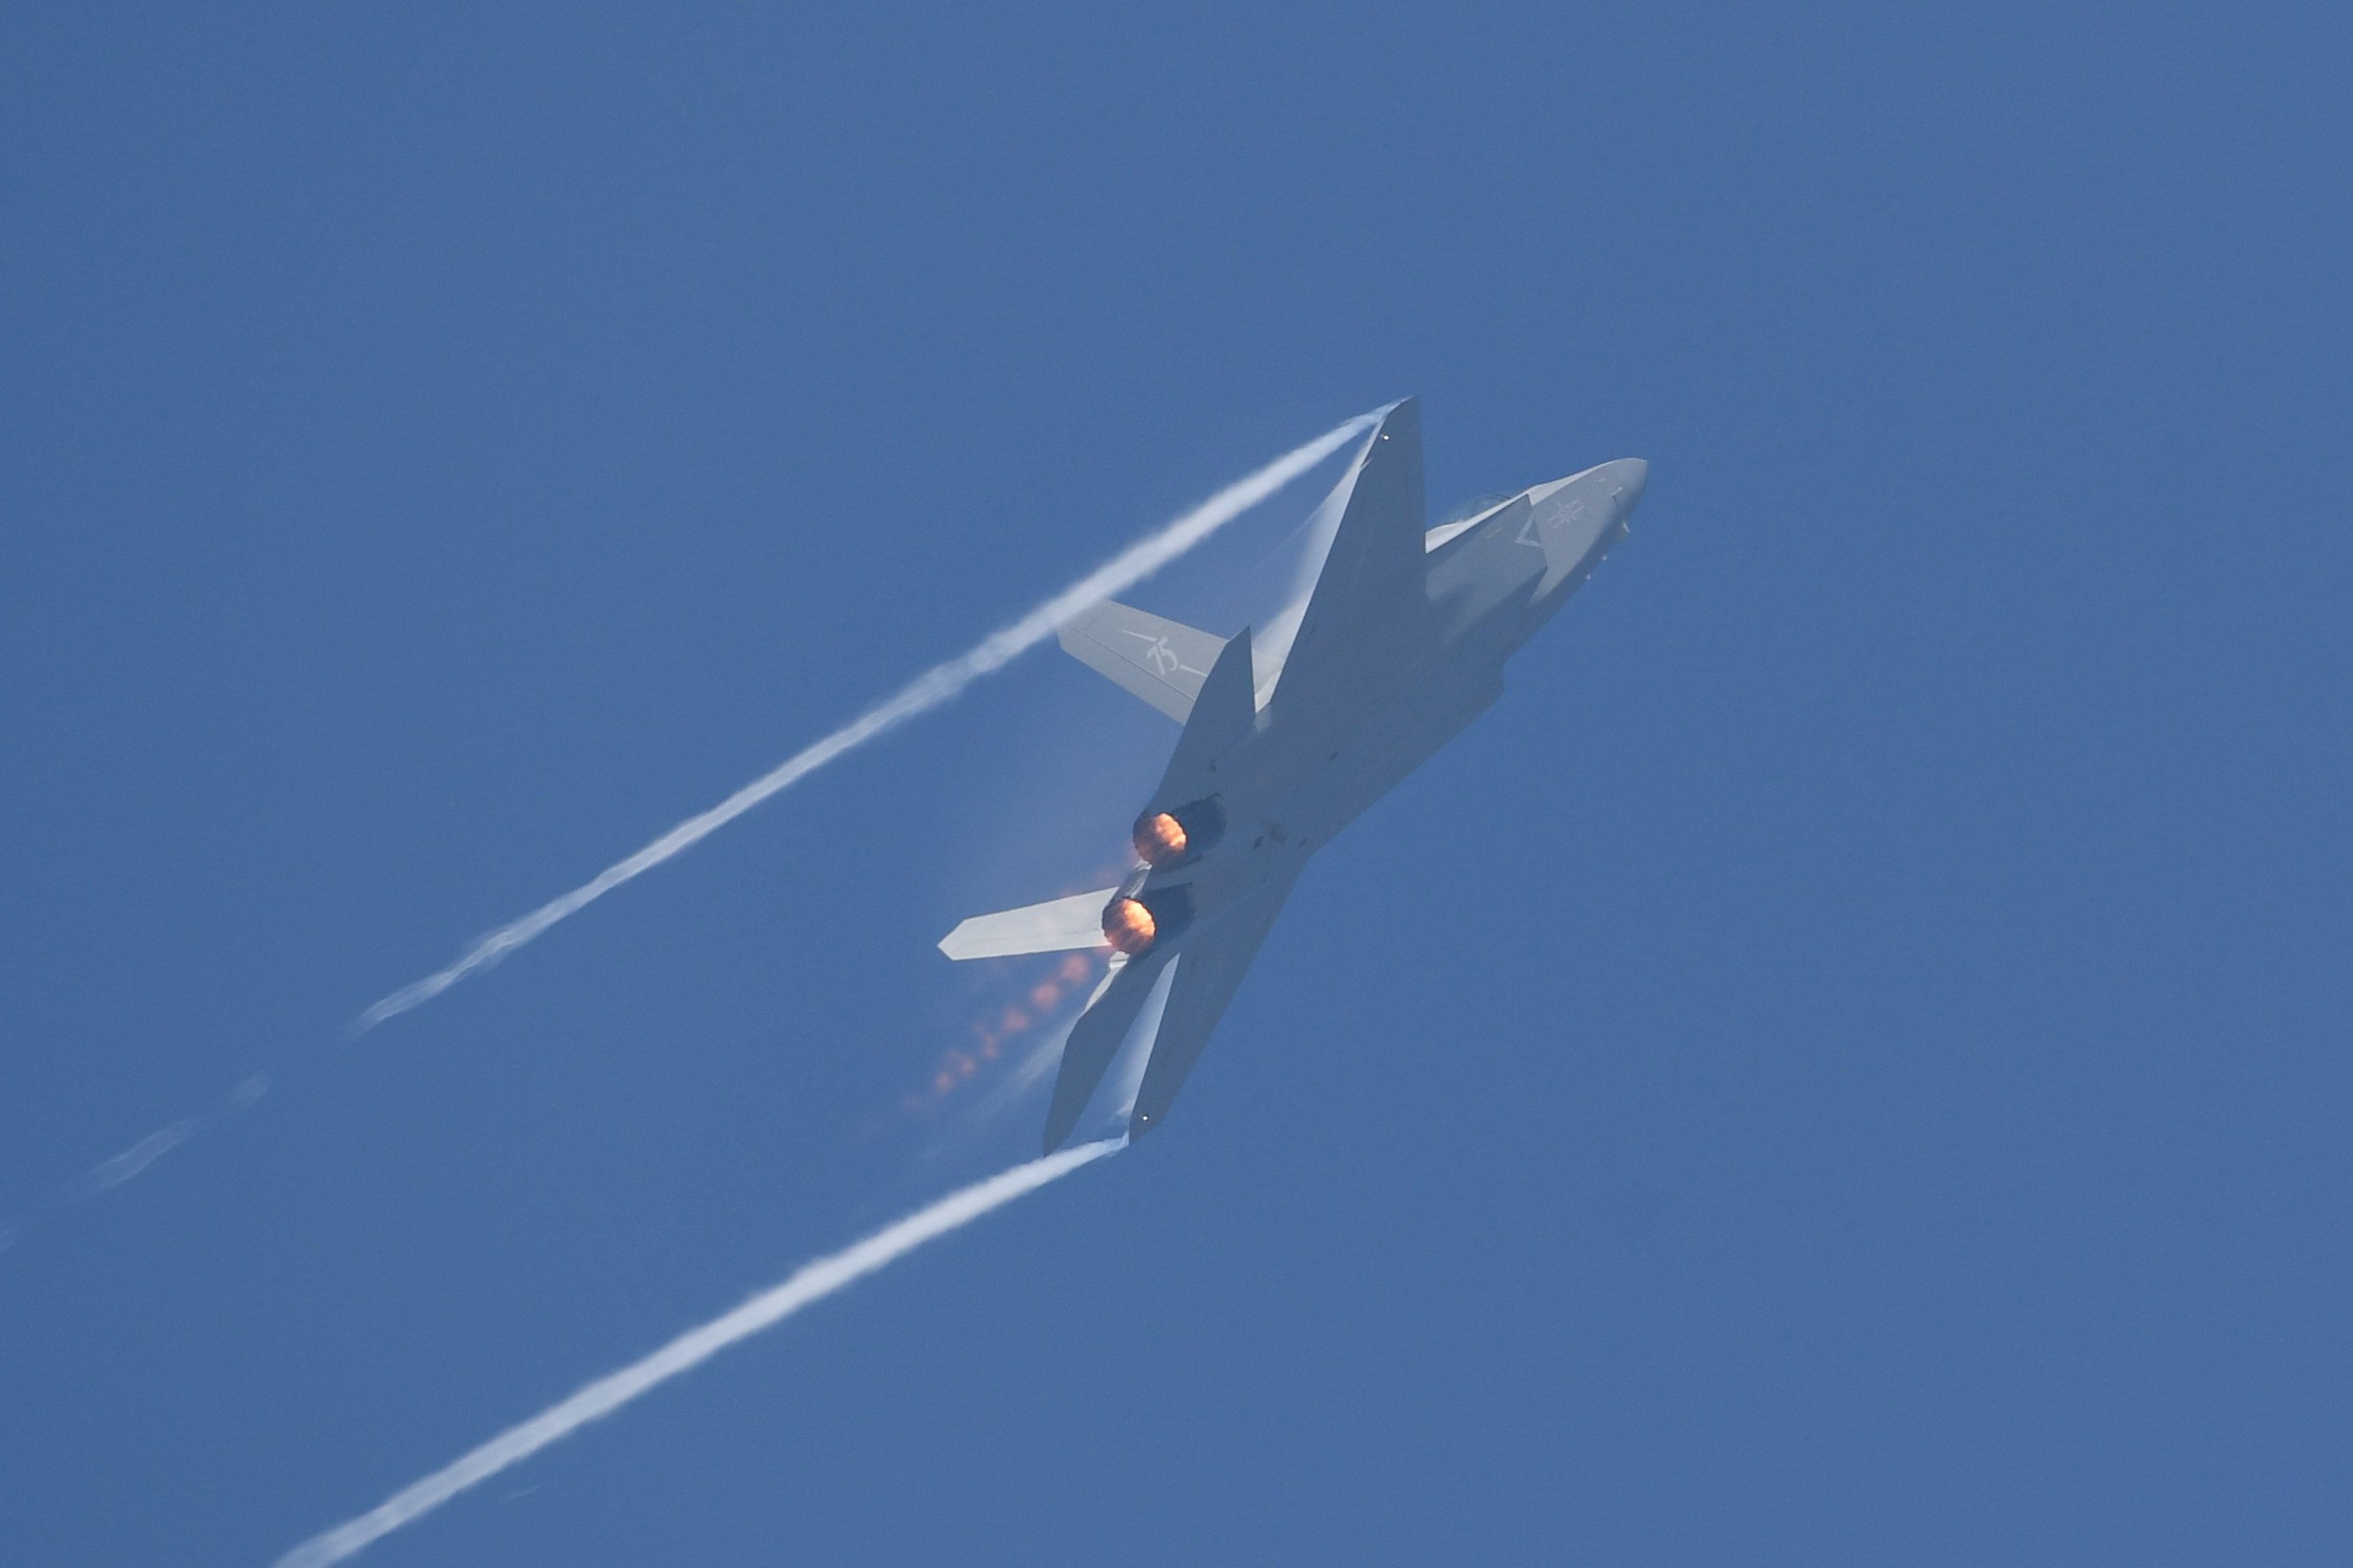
[
  {"x1": 1044, "y1": 949, "x2": 1170, "y2": 1152},
  {"x1": 1127, "y1": 871, "x2": 1299, "y2": 1138},
  {"x1": 1268, "y1": 398, "x2": 1429, "y2": 716},
  {"x1": 1040, "y1": 869, "x2": 1298, "y2": 1150}
]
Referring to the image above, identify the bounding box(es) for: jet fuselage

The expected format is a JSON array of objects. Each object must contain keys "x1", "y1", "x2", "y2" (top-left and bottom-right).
[
  {"x1": 938, "y1": 402, "x2": 1648, "y2": 1148},
  {"x1": 1121, "y1": 457, "x2": 1649, "y2": 939}
]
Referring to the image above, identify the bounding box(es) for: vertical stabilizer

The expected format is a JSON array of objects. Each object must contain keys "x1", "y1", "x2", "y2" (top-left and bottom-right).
[{"x1": 1148, "y1": 626, "x2": 1256, "y2": 810}]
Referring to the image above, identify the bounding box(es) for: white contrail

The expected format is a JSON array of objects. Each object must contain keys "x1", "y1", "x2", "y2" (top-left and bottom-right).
[
  {"x1": 275, "y1": 1136, "x2": 1124, "y2": 1568},
  {"x1": 74, "y1": 1119, "x2": 196, "y2": 1195},
  {"x1": 353, "y1": 410, "x2": 1383, "y2": 1033},
  {"x1": 2, "y1": 1075, "x2": 270, "y2": 1263},
  {"x1": 69, "y1": 1076, "x2": 269, "y2": 1199}
]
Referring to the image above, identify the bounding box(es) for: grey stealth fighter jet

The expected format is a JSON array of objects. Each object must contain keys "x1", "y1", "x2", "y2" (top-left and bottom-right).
[{"x1": 940, "y1": 399, "x2": 1647, "y2": 1151}]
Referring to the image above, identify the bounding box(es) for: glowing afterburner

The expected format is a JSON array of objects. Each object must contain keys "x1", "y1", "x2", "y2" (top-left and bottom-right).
[
  {"x1": 1133, "y1": 812, "x2": 1187, "y2": 866},
  {"x1": 1101, "y1": 896, "x2": 1157, "y2": 957},
  {"x1": 1131, "y1": 797, "x2": 1226, "y2": 869}
]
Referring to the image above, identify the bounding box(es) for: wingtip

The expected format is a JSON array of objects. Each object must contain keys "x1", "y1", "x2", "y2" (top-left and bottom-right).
[
  {"x1": 1044, "y1": 1111, "x2": 1155, "y2": 1157},
  {"x1": 1368, "y1": 399, "x2": 1421, "y2": 452},
  {"x1": 1041, "y1": 1100, "x2": 1084, "y2": 1157}
]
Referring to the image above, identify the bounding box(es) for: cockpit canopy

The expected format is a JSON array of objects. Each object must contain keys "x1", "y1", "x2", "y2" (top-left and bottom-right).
[{"x1": 1424, "y1": 492, "x2": 1516, "y2": 553}]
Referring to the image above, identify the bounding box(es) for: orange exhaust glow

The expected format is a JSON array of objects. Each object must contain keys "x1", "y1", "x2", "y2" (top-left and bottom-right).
[
  {"x1": 1102, "y1": 896, "x2": 1158, "y2": 956},
  {"x1": 1134, "y1": 811, "x2": 1188, "y2": 867},
  {"x1": 899, "y1": 948, "x2": 1107, "y2": 1119}
]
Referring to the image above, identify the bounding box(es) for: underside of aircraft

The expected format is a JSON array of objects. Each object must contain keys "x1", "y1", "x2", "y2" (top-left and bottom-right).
[{"x1": 940, "y1": 401, "x2": 1649, "y2": 1150}]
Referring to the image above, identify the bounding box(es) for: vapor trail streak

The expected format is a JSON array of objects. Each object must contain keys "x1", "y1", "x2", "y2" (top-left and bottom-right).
[
  {"x1": 274, "y1": 1137, "x2": 1123, "y2": 1568},
  {"x1": 353, "y1": 411, "x2": 1380, "y2": 1033},
  {"x1": 75, "y1": 1119, "x2": 195, "y2": 1194}
]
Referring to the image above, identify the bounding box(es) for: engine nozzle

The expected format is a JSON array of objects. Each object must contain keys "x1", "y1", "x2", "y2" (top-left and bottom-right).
[
  {"x1": 1101, "y1": 896, "x2": 1157, "y2": 957},
  {"x1": 1133, "y1": 812, "x2": 1188, "y2": 866},
  {"x1": 1100, "y1": 885, "x2": 1193, "y2": 959},
  {"x1": 1131, "y1": 797, "x2": 1227, "y2": 869}
]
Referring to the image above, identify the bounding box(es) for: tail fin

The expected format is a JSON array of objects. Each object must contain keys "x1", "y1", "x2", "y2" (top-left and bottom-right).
[
  {"x1": 1147, "y1": 625, "x2": 1256, "y2": 810},
  {"x1": 938, "y1": 889, "x2": 1118, "y2": 961},
  {"x1": 1057, "y1": 602, "x2": 1230, "y2": 723}
]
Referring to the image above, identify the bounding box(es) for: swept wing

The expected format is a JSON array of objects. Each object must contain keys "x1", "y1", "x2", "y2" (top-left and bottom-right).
[
  {"x1": 1265, "y1": 399, "x2": 1429, "y2": 716},
  {"x1": 1126, "y1": 872, "x2": 1298, "y2": 1138}
]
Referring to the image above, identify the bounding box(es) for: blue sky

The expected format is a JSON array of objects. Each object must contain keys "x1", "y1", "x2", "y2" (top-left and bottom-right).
[{"x1": 4, "y1": 4, "x2": 2347, "y2": 1563}]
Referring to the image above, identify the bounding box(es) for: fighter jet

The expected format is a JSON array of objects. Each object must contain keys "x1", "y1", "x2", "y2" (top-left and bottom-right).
[{"x1": 940, "y1": 400, "x2": 1647, "y2": 1151}]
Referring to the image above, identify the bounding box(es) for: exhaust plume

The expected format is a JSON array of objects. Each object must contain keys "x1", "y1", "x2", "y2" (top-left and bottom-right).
[
  {"x1": 354, "y1": 410, "x2": 1381, "y2": 1033},
  {"x1": 274, "y1": 1136, "x2": 1124, "y2": 1568}
]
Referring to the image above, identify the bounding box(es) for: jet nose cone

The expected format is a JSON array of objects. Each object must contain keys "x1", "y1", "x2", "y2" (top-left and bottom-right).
[{"x1": 1609, "y1": 458, "x2": 1649, "y2": 516}]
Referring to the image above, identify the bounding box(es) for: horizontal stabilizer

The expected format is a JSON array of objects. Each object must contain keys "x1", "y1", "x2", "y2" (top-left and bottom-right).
[
  {"x1": 1057, "y1": 602, "x2": 1229, "y2": 723},
  {"x1": 938, "y1": 889, "x2": 1116, "y2": 961}
]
